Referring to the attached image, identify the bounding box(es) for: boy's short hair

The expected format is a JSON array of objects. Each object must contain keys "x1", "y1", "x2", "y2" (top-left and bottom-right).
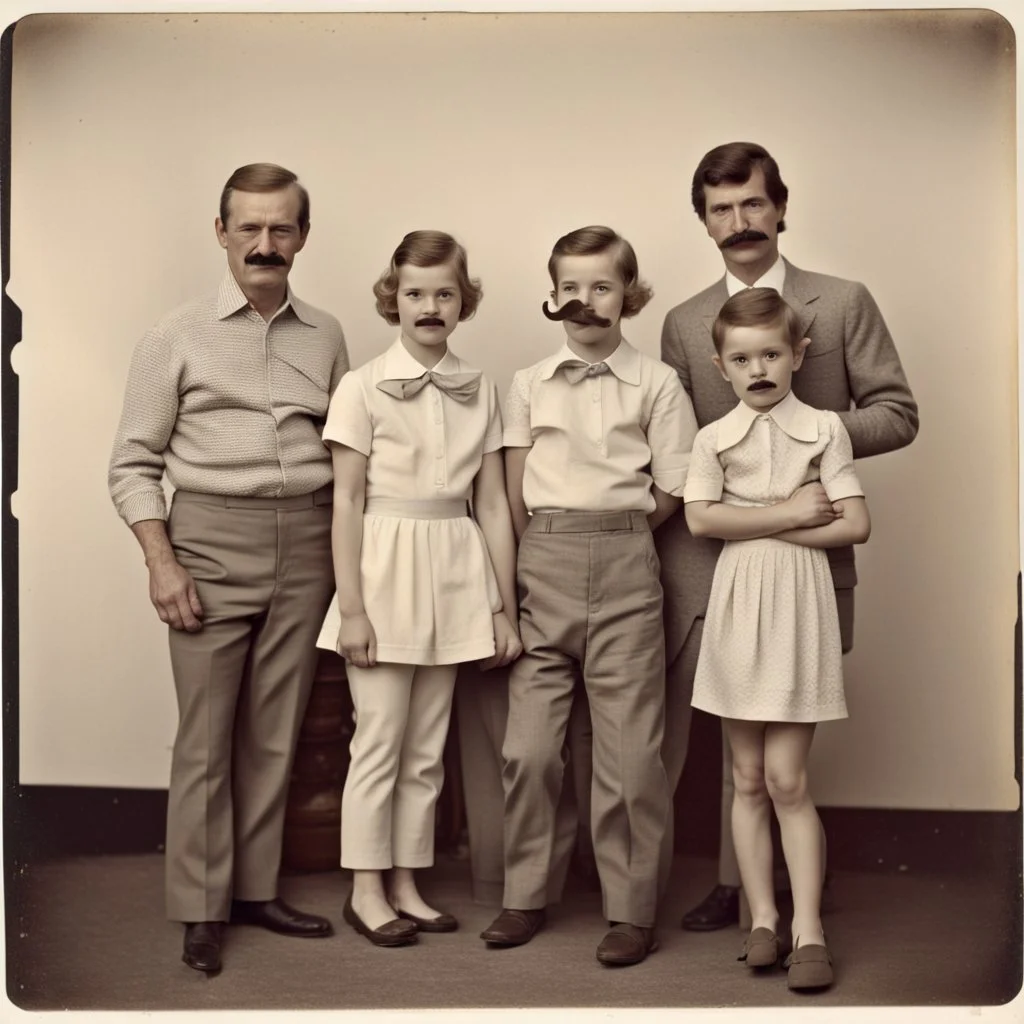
[
  {"x1": 711, "y1": 287, "x2": 803, "y2": 353},
  {"x1": 547, "y1": 225, "x2": 653, "y2": 319},
  {"x1": 373, "y1": 230, "x2": 483, "y2": 324},
  {"x1": 220, "y1": 163, "x2": 310, "y2": 231}
]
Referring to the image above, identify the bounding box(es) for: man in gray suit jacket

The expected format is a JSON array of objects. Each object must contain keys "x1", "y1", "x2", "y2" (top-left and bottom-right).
[{"x1": 658, "y1": 141, "x2": 918, "y2": 930}]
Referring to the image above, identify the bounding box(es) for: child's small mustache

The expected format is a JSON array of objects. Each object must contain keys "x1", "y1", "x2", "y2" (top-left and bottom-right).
[
  {"x1": 748, "y1": 380, "x2": 776, "y2": 391},
  {"x1": 415, "y1": 317, "x2": 446, "y2": 327},
  {"x1": 542, "y1": 299, "x2": 613, "y2": 328}
]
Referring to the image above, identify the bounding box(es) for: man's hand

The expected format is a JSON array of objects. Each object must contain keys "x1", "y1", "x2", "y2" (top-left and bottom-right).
[
  {"x1": 480, "y1": 611, "x2": 523, "y2": 671},
  {"x1": 339, "y1": 612, "x2": 377, "y2": 669},
  {"x1": 784, "y1": 482, "x2": 839, "y2": 529},
  {"x1": 148, "y1": 556, "x2": 204, "y2": 632}
]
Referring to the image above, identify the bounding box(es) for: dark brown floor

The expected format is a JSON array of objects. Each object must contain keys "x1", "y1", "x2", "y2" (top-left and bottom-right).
[{"x1": 5, "y1": 850, "x2": 1021, "y2": 1013}]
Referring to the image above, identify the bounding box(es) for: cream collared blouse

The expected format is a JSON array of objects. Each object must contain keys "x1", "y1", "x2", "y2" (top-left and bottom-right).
[{"x1": 682, "y1": 389, "x2": 863, "y2": 508}]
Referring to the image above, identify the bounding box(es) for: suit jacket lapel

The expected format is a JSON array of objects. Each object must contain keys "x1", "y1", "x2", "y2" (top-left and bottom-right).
[
  {"x1": 700, "y1": 278, "x2": 729, "y2": 337},
  {"x1": 782, "y1": 259, "x2": 820, "y2": 338}
]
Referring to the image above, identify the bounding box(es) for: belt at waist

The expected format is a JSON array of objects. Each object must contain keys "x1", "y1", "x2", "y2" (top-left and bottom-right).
[
  {"x1": 364, "y1": 497, "x2": 468, "y2": 519},
  {"x1": 172, "y1": 484, "x2": 332, "y2": 510},
  {"x1": 527, "y1": 510, "x2": 649, "y2": 534}
]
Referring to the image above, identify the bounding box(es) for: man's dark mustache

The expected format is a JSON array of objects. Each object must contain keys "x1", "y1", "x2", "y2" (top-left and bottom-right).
[
  {"x1": 245, "y1": 252, "x2": 287, "y2": 266},
  {"x1": 721, "y1": 229, "x2": 770, "y2": 249},
  {"x1": 747, "y1": 380, "x2": 776, "y2": 391},
  {"x1": 415, "y1": 317, "x2": 445, "y2": 327},
  {"x1": 542, "y1": 299, "x2": 613, "y2": 328}
]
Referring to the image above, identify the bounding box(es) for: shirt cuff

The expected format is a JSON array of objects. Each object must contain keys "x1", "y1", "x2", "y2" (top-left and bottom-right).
[
  {"x1": 322, "y1": 426, "x2": 371, "y2": 457},
  {"x1": 118, "y1": 490, "x2": 169, "y2": 526},
  {"x1": 651, "y1": 467, "x2": 687, "y2": 498},
  {"x1": 482, "y1": 428, "x2": 504, "y2": 455},
  {"x1": 502, "y1": 428, "x2": 532, "y2": 447},
  {"x1": 682, "y1": 481, "x2": 723, "y2": 504}
]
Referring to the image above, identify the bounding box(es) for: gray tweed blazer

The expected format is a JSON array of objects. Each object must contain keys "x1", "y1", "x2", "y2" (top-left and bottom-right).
[{"x1": 657, "y1": 257, "x2": 919, "y2": 664}]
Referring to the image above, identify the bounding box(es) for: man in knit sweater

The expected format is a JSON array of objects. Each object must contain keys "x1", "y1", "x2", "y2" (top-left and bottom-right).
[{"x1": 108, "y1": 163, "x2": 349, "y2": 974}]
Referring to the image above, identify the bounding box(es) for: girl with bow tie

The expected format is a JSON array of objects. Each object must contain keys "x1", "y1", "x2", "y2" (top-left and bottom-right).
[{"x1": 316, "y1": 231, "x2": 522, "y2": 946}]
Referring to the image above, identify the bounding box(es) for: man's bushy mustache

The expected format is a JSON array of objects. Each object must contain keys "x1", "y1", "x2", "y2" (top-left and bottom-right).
[
  {"x1": 721, "y1": 229, "x2": 769, "y2": 249},
  {"x1": 245, "y1": 252, "x2": 287, "y2": 266},
  {"x1": 542, "y1": 299, "x2": 613, "y2": 328}
]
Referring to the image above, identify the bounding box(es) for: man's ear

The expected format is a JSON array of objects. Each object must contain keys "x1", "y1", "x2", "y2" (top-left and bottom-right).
[
  {"x1": 296, "y1": 221, "x2": 310, "y2": 251},
  {"x1": 712, "y1": 353, "x2": 729, "y2": 381},
  {"x1": 792, "y1": 336, "x2": 811, "y2": 371},
  {"x1": 215, "y1": 217, "x2": 228, "y2": 250}
]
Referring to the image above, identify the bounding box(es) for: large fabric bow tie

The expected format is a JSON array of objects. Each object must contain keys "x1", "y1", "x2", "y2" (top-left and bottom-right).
[
  {"x1": 559, "y1": 360, "x2": 611, "y2": 385},
  {"x1": 376, "y1": 370, "x2": 482, "y2": 403}
]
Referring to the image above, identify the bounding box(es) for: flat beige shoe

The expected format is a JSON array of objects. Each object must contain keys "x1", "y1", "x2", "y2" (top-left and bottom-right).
[
  {"x1": 738, "y1": 926, "x2": 780, "y2": 968},
  {"x1": 784, "y1": 939, "x2": 834, "y2": 990}
]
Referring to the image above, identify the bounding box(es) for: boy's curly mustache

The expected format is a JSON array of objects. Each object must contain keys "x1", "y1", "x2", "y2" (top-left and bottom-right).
[{"x1": 542, "y1": 299, "x2": 613, "y2": 328}]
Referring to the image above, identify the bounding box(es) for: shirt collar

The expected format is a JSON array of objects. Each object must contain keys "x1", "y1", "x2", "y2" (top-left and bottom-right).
[
  {"x1": 725, "y1": 254, "x2": 787, "y2": 298},
  {"x1": 216, "y1": 269, "x2": 317, "y2": 327},
  {"x1": 379, "y1": 337, "x2": 462, "y2": 380},
  {"x1": 714, "y1": 389, "x2": 820, "y2": 452},
  {"x1": 538, "y1": 339, "x2": 641, "y2": 386}
]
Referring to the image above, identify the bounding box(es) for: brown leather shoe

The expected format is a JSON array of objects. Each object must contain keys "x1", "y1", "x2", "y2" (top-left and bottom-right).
[
  {"x1": 230, "y1": 897, "x2": 333, "y2": 937},
  {"x1": 342, "y1": 896, "x2": 418, "y2": 947},
  {"x1": 595, "y1": 923, "x2": 659, "y2": 966},
  {"x1": 480, "y1": 908, "x2": 546, "y2": 946},
  {"x1": 681, "y1": 884, "x2": 740, "y2": 931},
  {"x1": 784, "y1": 941, "x2": 834, "y2": 990},
  {"x1": 738, "y1": 926, "x2": 780, "y2": 968},
  {"x1": 182, "y1": 922, "x2": 222, "y2": 973}
]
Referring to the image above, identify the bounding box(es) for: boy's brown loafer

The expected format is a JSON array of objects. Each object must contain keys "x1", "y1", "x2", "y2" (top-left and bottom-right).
[
  {"x1": 784, "y1": 942, "x2": 834, "y2": 990},
  {"x1": 480, "y1": 908, "x2": 546, "y2": 946},
  {"x1": 738, "y1": 926, "x2": 780, "y2": 968},
  {"x1": 595, "y1": 923, "x2": 659, "y2": 966}
]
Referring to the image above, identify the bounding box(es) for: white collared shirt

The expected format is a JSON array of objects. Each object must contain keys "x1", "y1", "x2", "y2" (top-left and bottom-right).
[
  {"x1": 504, "y1": 340, "x2": 698, "y2": 513},
  {"x1": 323, "y1": 338, "x2": 502, "y2": 500},
  {"x1": 725, "y1": 254, "x2": 786, "y2": 297},
  {"x1": 682, "y1": 390, "x2": 863, "y2": 508}
]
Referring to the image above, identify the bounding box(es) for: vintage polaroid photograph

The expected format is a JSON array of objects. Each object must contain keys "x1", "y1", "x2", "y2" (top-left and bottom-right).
[{"x1": 1, "y1": 2, "x2": 1020, "y2": 1022}]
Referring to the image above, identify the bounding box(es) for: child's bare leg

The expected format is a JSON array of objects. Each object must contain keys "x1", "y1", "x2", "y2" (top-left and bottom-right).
[
  {"x1": 723, "y1": 719, "x2": 776, "y2": 933},
  {"x1": 350, "y1": 869, "x2": 400, "y2": 930},
  {"x1": 763, "y1": 722, "x2": 824, "y2": 947}
]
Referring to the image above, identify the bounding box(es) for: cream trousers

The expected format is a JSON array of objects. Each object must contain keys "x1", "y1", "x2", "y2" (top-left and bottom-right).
[{"x1": 341, "y1": 661, "x2": 458, "y2": 869}]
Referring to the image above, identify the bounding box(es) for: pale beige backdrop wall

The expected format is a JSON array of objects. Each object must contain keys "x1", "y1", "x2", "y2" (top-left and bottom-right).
[{"x1": 9, "y1": 10, "x2": 1018, "y2": 808}]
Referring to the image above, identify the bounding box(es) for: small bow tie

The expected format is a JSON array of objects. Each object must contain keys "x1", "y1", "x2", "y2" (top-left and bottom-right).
[
  {"x1": 559, "y1": 360, "x2": 611, "y2": 385},
  {"x1": 376, "y1": 370, "x2": 482, "y2": 403}
]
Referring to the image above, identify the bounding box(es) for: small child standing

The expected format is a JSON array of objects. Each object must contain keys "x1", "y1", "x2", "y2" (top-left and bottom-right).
[
  {"x1": 317, "y1": 230, "x2": 522, "y2": 947},
  {"x1": 480, "y1": 225, "x2": 698, "y2": 966},
  {"x1": 684, "y1": 287, "x2": 871, "y2": 990}
]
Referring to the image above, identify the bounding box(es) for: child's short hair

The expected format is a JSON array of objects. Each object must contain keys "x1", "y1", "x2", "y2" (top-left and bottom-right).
[
  {"x1": 373, "y1": 230, "x2": 483, "y2": 324},
  {"x1": 711, "y1": 287, "x2": 803, "y2": 353},
  {"x1": 546, "y1": 225, "x2": 653, "y2": 319}
]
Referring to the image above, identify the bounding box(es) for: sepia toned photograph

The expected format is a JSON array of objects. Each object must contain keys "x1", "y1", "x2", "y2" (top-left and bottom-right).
[{"x1": 1, "y1": 3, "x2": 1020, "y2": 1020}]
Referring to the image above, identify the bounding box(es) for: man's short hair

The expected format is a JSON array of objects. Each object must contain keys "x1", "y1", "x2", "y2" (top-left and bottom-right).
[
  {"x1": 691, "y1": 142, "x2": 788, "y2": 232},
  {"x1": 547, "y1": 225, "x2": 653, "y2": 319},
  {"x1": 373, "y1": 230, "x2": 483, "y2": 324},
  {"x1": 219, "y1": 163, "x2": 310, "y2": 231},
  {"x1": 711, "y1": 287, "x2": 803, "y2": 353}
]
